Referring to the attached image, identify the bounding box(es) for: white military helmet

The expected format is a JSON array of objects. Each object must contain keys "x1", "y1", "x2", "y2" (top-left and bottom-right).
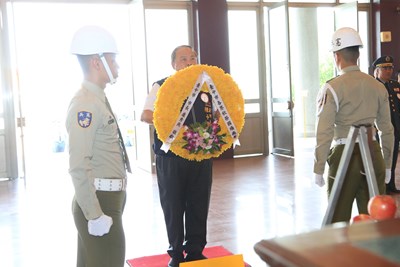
[
  {"x1": 70, "y1": 25, "x2": 118, "y2": 84},
  {"x1": 330, "y1": 27, "x2": 363, "y2": 52},
  {"x1": 70, "y1": 25, "x2": 118, "y2": 55}
]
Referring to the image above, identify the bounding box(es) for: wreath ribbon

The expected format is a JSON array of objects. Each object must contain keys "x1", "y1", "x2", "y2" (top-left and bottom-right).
[
  {"x1": 160, "y1": 71, "x2": 240, "y2": 153},
  {"x1": 160, "y1": 73, "x2": 204, "y2": 152},
  {"x1": 203, "y1": 72, "x2": 241, "y2": 148}
]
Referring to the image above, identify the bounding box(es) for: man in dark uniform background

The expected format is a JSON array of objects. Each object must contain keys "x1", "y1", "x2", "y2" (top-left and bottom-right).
[
  {"x1": 397, "y1": 69, "x2": 400, "y2": 83},
  {"x1": 373, "y1": 55, "x2": 400, "y2": 193}
]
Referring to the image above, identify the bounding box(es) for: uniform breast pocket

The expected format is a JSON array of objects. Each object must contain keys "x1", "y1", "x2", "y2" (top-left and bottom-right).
[{"x1": 102, "y1": 114, "x2": 119, "y2": 138}]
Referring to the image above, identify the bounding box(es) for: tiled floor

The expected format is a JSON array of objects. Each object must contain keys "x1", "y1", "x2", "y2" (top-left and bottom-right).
[{"x1": 1, "y1": 138, "x2": 399, "y2": 267}]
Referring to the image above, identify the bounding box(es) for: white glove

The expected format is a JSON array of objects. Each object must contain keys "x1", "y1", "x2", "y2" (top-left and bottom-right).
[
  {"x1": 314, "y1": 173, "x2": 325, "y2": 187},
  {"x1": 385, "y1": 169, "x2": 391, "y2": 184},
  {"x1": 88, "y1": 214, "x2": 113, "y2": 236}
]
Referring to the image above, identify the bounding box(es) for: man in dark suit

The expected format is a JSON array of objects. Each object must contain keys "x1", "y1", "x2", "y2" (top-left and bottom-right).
[{"x1": 373, "y1": 55, "x2": 400, "y2": 194}]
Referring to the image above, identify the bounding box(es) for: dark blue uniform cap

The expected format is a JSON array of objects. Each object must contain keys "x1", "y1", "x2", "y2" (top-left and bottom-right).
[{"x1": 372, "y1": 55, "x2": 393, "y2": 68}]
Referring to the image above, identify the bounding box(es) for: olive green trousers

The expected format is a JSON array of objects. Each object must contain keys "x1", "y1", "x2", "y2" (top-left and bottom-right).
[
  {"x1": 72, "y1": 191, "x2": 126, "y2": 267},
  {"x1": 327, "y1": 141, "x2": 386, "y2": 223}
]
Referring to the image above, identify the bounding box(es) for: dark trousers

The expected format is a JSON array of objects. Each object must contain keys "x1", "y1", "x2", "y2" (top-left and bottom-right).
[
  {"x1": 156, "y1": 155, "x2": 212, "y2": 257},
  {"x1": 389, "y1": 133, "x2": 400, "y2": 187},
  {"x1": 72, "y1": 191, "x2": 126, "y2": 267},
  {"x1": 327, "y1": 142, "x2": 386, "y2": 223}
]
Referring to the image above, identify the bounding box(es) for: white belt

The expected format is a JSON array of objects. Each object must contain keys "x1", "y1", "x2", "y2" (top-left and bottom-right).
[
  {"x1": 335, "y1": 136, "x2": 376, "y2": 146},
  {"x1": 94, "y1": 178, "x2": 127, "y2": 191}
]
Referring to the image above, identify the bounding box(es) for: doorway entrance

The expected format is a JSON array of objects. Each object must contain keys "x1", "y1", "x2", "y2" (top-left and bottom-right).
[
  {"x1": 7, "y1": 2, "x2": 133, "y2": 182},
  {"x1": 2, "y1": 1, "x2": 195, "y2": 179}
]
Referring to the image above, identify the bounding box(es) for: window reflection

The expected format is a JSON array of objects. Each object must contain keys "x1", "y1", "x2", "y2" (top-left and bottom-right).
[
  {"x1": 228, "y1": 10, "x2": 260, "y2": 101},
  {"x1": 245, "y1": 103, "x2": 260, "y2": 113},
  {"x1": 9, "y1": 2, "x2": 132, "y2": 159},
  {"x1": 144, "y1": 9, "x2": 189, "y2": 88}
]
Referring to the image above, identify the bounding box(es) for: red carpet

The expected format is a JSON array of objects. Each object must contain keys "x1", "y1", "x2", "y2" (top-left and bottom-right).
[{"x1": 126, "y1": 246, "x2": 251, "y2": 267}]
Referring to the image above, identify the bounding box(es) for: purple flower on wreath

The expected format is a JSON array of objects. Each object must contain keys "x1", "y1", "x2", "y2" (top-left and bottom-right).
[{"x1": 182, "y1": 119, "x2": 227, "y2": 155}]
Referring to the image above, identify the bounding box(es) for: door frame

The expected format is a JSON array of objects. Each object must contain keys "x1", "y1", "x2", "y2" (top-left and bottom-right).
[
  {"x1": 266, "y1": 0, "x2": 294, "y2": 157},
  {"x1": 0, "y1": 0, "x2": 19, "y2": 180}
]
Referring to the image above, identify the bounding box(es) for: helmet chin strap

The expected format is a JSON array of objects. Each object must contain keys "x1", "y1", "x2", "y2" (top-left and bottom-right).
[{"x1": 99, "y1": 54, "x2": 116, "y2": 85}]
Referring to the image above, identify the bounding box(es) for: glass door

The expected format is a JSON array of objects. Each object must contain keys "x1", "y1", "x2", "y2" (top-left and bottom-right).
[
  {"x1": 334, "y1": 1, "x2": 358, "y2": 30},
  {"x1": 135, "y1": 3, "x2": 192, "y2": 172},
  {"x1": 0, "y1": 1, "x2": 18, "y2": 180},
  {"x1": 266, "y1": 0, "x2": 294, "y2": 157},
  {"x1": 8, "y1": 2, "x2": 133, "y2": 182},
  {"x1": 227, "y1": 8, "x2": 266, "y2": 156}
]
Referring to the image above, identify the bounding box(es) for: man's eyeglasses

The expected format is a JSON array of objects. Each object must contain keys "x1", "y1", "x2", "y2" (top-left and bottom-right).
[{"x1": 379, "y1": 66, "x2": 394, "y2": 70}]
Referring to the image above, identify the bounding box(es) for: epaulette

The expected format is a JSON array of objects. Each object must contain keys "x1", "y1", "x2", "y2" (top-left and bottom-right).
[{"x1": 326, "y1": 75, "x2": 339, "y2": 83}]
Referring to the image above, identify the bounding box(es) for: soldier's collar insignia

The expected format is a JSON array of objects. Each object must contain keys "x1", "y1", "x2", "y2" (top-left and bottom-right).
[{"x1": 77, "y1": 111, "x2": 92, "y2": 128}]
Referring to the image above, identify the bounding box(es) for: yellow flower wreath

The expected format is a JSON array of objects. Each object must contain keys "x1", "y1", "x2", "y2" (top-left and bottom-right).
[{"x1": 153, "y1": 64, "x2": 245, "y2": 161}]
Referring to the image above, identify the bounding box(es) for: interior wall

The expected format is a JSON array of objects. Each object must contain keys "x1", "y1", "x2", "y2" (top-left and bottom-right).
[
  {"x1": 197, "y1": 0, "x2": 233, "y2": 159},
  {"x1": 372, "y1": 0, "x2": 400, "y2": 73},
  {"x1": 197, "y1": 0, "x2": 230, "y2": 72}
]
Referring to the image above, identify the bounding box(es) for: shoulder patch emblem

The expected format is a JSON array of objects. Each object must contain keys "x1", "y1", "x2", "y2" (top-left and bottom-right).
[{"x1": 77, "y1": 111, "x2": 92, "y2": 128}]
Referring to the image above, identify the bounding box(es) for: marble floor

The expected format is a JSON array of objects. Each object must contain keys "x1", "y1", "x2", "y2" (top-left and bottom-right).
[{"x1": 1, "y1": 138, "x2": 398, "y2": 267}]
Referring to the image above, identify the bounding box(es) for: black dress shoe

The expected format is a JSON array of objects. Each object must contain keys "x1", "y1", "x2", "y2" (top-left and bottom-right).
[
  {"x1": 185, "y1": 253, "x2": 207, "y2": 262},
  {"x1": 168, "y1": 255, "x2": 184, "y2": 267}
]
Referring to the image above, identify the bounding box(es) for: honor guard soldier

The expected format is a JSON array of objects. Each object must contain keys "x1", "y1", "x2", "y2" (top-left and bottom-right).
[
  {"x1": 66, "y1": 25, "x2": 130, "y2": 267},
  {"x1": 313, "y1": 27, "x2": 394, "y2": 223},
  {"x1": 372, "y1": 55, "x2": 400, "y2": 193}
]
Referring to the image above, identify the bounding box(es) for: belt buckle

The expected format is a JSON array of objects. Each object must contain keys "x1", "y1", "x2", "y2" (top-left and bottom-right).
[
  {"x1": 95, "y1": 178, "x2": 126, "y2": 191},
  {"x1": 336, "y1": 138, "x2": 345, "y2": 145}
]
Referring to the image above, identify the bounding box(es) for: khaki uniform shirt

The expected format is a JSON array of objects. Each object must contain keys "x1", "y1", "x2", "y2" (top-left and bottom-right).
[
  {"x1": 314, "y1": 65, "x2": 394, "y2": 175},
  {"x1": 66, "y1": 81, "x2": 126, "y2": 220}
]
